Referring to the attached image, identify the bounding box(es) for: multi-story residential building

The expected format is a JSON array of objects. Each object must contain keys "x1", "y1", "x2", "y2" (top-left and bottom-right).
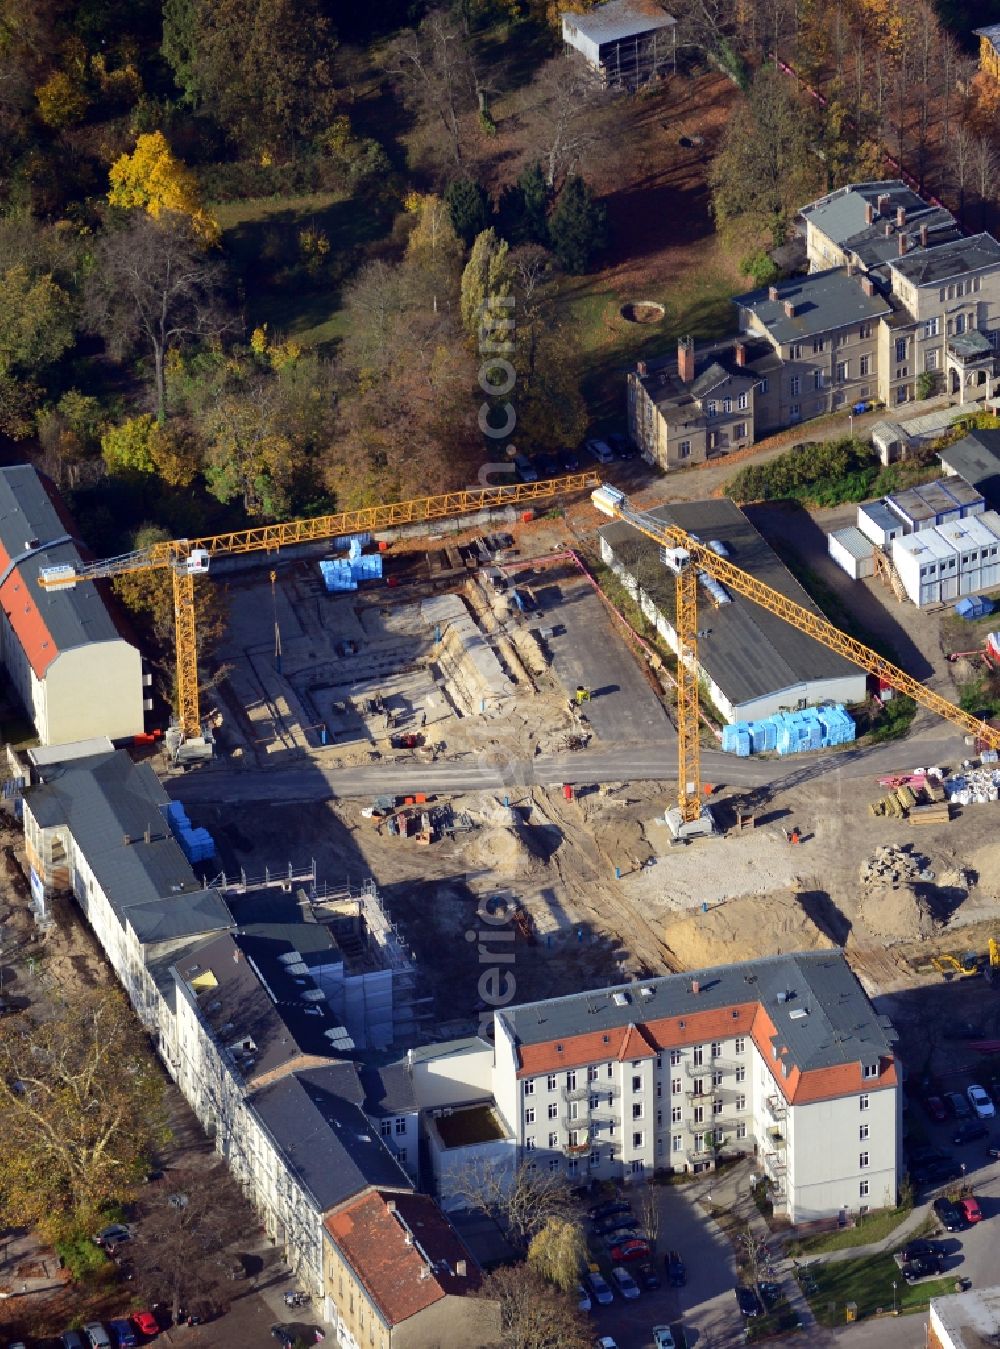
[
  {"x1": 630, "y1": 182, "x2": 1000, "y2": 467},
  {"x1": 323, "y1": 1190, "x2": 497, "y2": 1349},
  {"x1": 492, "y1": 952, "x2": 900, "y2": 1223}
]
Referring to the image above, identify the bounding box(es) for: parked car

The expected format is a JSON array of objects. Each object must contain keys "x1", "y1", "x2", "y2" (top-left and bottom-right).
[
  {"x1": 62, "y1": 1335, "x2": 87, "y2": 1349},
  {"x1": 609, "y1": 1237, "x2": 651, "y2": 1263},
  {"x1": 559, "y1": 448, "x2": 580, "y2": 472},
  {"x1": 961, "y1": 1195, "x2": 983, "y2": 1224},
  {"x1": 536, "y1": 451, "x2": 560, "y2": 478},
  {"x1": 608, "y1": 432, "x2": 636, "y2": 459},
  {"x1": 602, "y1": 1226, "x2": 640, "y2": 1249},
  {"x1": 596, "y1": 1338, "x2": 619, "y2": 1349},
  {"x1": 933, "y1": 1196, "x2": 966, "y2": 1231},
  {"x1": 902, "y1": 1255, "x2": 944, "y2": 1282},
  {"x1": 923, "y1": 1096, "x2": 948, "y2": 1122},
  {"x1": 968, "y1": 1084, "x2": 996, "y2": 1119},
  {"x1": 665, "y1": 1250, "x2": 686, "y2": 1286},
  {"x1": 945, "y1": 1092, "x2": 972, "y2": 1119},
  {"x1": 585, "y1": 438, "x2": 614, "y2": 464},
  {"x1": 129, "y1": 1311, "x2": 159, "y2": 1337},
  {"x1": 586, "y1": 1271, "x2": 614, "y2": 1306},
  {"x1": 587, "y1": 1200, "x2": 632, "y2": 1223},
  {"x1": 107, "y1": 1320, "x2": 138, "y2": 1348},
  {"x1": 735, "y1": 1286, "x2": 763, "y2": 1318},
  {"x1": 577, "y1": 1283, "x2": 592, "y2": 1313},
  {"x1": 513, "y1": 454, "x2": 538, "y2": 483},
  {"x1": 757, "y1": 1280, "x2": 782, "y2": 1307},
  {"x1": 611, "y1": 1266, "x2": 640, "y2": 1299},
  {"x1": 653, "y1": 1329, "x2": 677, "y2": 1349},
  {"x1": 954, "y1": 1120, "x2": 989, "y2": 1146},
  {"x1": 636, "y1": 1260, "x2": 661, "y2": 1291},
  {"x1": 594, "y1": 1216, "x2": 639, "y2": 1237},
  {"x1": 895, "y1": 1238, "x2": 948, "y2": 1267},
  {"x1": 92, "y1": 1223, "x2": 131, "y2": 1248},
  {"x1": 911, "y1": 1154, "x2": 959, "y2": 1185},
  {"x1": 83, "y1": 1326, "x2": 111, "y2": 1349}
]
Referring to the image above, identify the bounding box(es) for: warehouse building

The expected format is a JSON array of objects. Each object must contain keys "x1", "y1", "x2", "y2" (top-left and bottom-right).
[
  {"x1": 0, "y1": 465, "x2": 145, "y2": 744},
  {"x1": 599, "y1": 498, "x2": 867, "y2": 723}
]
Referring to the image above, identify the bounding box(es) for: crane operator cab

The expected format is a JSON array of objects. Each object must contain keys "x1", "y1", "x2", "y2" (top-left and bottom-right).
[{"x1": 185, "y1": 548, "x2": 211, "y2": 575}]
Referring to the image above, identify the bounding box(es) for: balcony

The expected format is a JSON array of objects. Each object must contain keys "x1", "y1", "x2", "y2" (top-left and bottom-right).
[
  {"x1": 764, "y1": 1150, "x2": 786, "y2": 1178},
  {"x1": 764, "y1": 1095, "x2": 786, "y2": 1123},
  {"x1": 766, "y1": 1126, "x2": 786, "y2": 1150},
  {"x1": 685, "y1": 1058, "x2": 736, "y2": 1078},
  {"x1": 562, "y1": 1082, "x2": 590, "y2": 1101}
]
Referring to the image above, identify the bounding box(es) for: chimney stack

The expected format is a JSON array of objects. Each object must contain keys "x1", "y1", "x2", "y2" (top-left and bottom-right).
[
  {"x1": 919, "y1": 224, "x2": 928, "y2": 247},
  {"x1": 861, "y1": 277, "x2": 875, "y2": 297},
  {"x1": 456, "y1": 1259, "x2": 467, "y2": 1278},
  {"x1": 898, "y1": 231, "x2": 908, "y2": 256},
  {"x1": 878, "y1": 193, "x2": 890, "y2": 217},
  {"x1": 768, "y1": 285, "x2": 779, "y2": 302},
  {"x1": 884, "y1": 222, "x2": 893, "y2": 237},
  {"x1": 677, "y1": 336, "x2": 695, "y2": 384},
  {"x1": 636, "y1": 360, "x2": 648, "y2": 377},
  {"x1": 735, "y1": 340, "x2": 747, "y2": 367},
  {"x1": 897, "y1": 206, "x2": 906, "y2": 228},
  {"x1": 691, "y1": 979, "x2": 700, "y2": 995},
  {"x1": 783, "y1": 299, "x2": 796, "y2": 318},
  {"x1": 865, "y1": 201, "x2": 875, "y2": 225},
  {"x1": 846, "y1": 259, "x2": 856, "y2": 276}
]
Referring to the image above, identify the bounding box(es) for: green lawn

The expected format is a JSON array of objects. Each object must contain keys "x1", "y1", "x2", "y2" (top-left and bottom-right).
[
  {"x1": 214, "y1": 190, "x2": 393, "y2": 348},
  {"x1": 802, "y1": 1254, "x2": 955, "y2": 1326},
  {"x1": 787, "y1": 1207, "x2": 912, "y2": 1256}
]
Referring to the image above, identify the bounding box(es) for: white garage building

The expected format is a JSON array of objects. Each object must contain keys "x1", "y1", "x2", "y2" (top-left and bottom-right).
[
  {"x1": 599, "y1": 498, "x2": 867, "y2": 723},
  {"x1": 0, "y1": 465, "x2": 145, "y2": 744}
]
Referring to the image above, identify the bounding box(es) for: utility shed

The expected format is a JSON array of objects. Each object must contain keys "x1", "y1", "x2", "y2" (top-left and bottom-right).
[
  {"x1": 561, "y1": 0, "x2": 676, "y2": 89},
  {"x1": 599, "y1": 498, "x2": 867, "y2": 723},
  {"x1": 0, "y1": 465, "x2": 144, "y2": 744},
  {"x1": 828, "y1": 526, "x2": 875, "y2": 579}
]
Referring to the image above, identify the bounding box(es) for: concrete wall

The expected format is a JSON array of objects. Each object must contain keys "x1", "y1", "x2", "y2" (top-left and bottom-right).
[
  {"x1": 396, "y1": 1293, "x2": 500, "y2": 1349},
  {"x1": 41, "y1": 641, "x2": 144, "y2": 744},
  {"x1": 411, "y1": 1046, "x2": 494, "y2": 1109},
  {"x1": 784, "y1": 1086, "x2": 898, "y2": 1222}
]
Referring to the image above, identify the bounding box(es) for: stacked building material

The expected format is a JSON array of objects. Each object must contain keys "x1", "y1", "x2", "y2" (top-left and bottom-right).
[
  {"x1": 945, "y1": 766, "x2": 1000, "y2": 804},
  {"x1": 721, "y1": 704, "x2": 855, "y2": 756},
  {"x1": 319, "y1": 537, "x2": 384, "y2": 593},
  {"x1": 162, "y1": 800, "x2": 216, "y2": 863}
]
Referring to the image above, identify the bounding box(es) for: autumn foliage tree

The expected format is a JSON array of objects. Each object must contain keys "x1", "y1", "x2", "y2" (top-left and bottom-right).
[{"x1": 108, "y1": 131, "x2": 220, "y2": 244}]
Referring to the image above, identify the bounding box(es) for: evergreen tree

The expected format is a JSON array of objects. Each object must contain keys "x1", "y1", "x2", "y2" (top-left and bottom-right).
[
  {"x1": 445, "y1": 177, "x2": 490, "y2": 246},
  {"x1": 460, "y1": 228, "x2": 513, "y2": 339},
  {"x1": 519, "y1": 162, "x2": 551, "y2": 245},
  {"x1": 547, "y1": 175, "x2": 607, "y2": 274}
]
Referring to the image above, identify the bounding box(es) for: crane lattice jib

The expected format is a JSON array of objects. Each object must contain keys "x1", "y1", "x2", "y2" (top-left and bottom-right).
[{"x1": 621, "y1": 504, "x2": 1000, "y2": 753}]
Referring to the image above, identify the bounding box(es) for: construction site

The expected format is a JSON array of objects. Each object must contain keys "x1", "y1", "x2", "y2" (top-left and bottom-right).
[{"x1": 98, "y1": 476, "x2": 999, "y2": 1054}]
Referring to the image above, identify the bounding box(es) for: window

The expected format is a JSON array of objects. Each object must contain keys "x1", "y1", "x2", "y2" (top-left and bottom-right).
[
  {"x1": 860, "y1": 1179, "x2": 870, "y2": 1198},
  {"x1": 956, "y1": 280, "x2": 965, "y2": 297},
  {"x1": 895, "y1": 384, "x2": 908, "y2": 404},
  {"x1": 955, "y1": 313, "x2": 966, "y2": 335},
  {"x1": 712, "y1": 1071, "x2": 723, "y2": 1088},
  {"x1": 692, "y1": 1078, "x2": 704, "y2": 1097},
  {"x1": 566, "y1": 1071, "x2": 576, "y2": 1090},
  {"x1": 632, "y1": 1075, "x2": 642, "y2": 1092},
  {"x1": 630, "y1": 1160, "x2": 644, "y2": 1176},
  {"x1": 587, "y1": 1065, "x2": 599, "y2": 1082},
  {"x1": 813, "y1": 337, "x2": 824, "y2": 354},
  {"x1": 380, "y1": 1119, "x2": 392, "y2": 1138},
  {"x1": 395, "y1": 1117, "x2": 406, "y2": 1135},
  {"x1": 722, "y1": 398, "x2": 732, "y2": 414},
  {"x1": 738, "y1": 391, "x2": 749, "y2": 410},
  {"x1": 924, "y1": 317, "x2": 939, "y2": 338},
  {"x1": 859, "y1": 1124, "x2": 869, "y2": 1140},
  {"x1": 547, "y1": 1074, "x2": 556, "y2": 1091},
  {"x1": 590, "y1": 1096, "x2": 599, "y2": 1110},
  {"x1": 836, "y1": 361, "x2": 848, "y2": 383},
  {"x1": 693, "y1": 1105, "x2": 704, "y2": 1124},
  {"x1": 568, "y1": 1129, "x2": 581, "y2": 1147},
  {"x1": 632, "y1": 1103, "x2": 643, "y2": 1120},
  {"x1": 863, "y1": 1063, "x2": 880, "y2": 1079},
  {"x1": 670, "y1": 1050, "x2": 682, "y2": 1066},
  {"x1": 525, "y1": 1137, "x2": 536, "y2": 1151},
  {"x1": 948, "y1": 284, "x2": 955, "y2": 300},
  {"x1": 678, "y1": 439, "x2": 691, "y2": 459},
  {"x1": 789, "y1": 343, "x2": 802, "y2": 360},
  {"x1": 548, "y1": 1131, "x2": 558, "y2": 1147},
  {"x1": 759, "y1": 378, "x2": 769, "y2": 394},
  {"x1": 736, "y1": 1094, "x2": 746, "y2": 1110},
  {"x1": 693, "y1": 1132, "x2": 704, "y2": 1153},
  {"x1": 523, "y1": 1079, "x2": 534, "y2": 1096},
  {"x1": 568, "y1": 1102, "x2": 579, "y2": 1121},
  {"x1": 547, "y1": 1102, "x2": 557, "y2": 1120},
  {"x1": 591, "y1": 1148, "x2": 601, "y2": 1164},
  {"x1": 860, "y1": 324, "x2": 872, "y2": 339},
  {"x1": 657, "y1": 1108, "x2": 662, "y2": 1126},
  {"x1": 813, "y1": 369, "x2": 824, "y2": 391},
  {"x1": 733, "y1": 422, "x2": 747, "y2": 440},
  {"x1": 860, "y1": 1151, "x2": 870, "y2": 1169},
  {"x1": 566, "y1": 1158, "x2": 578, "y2": 1176},
  {"x1": 672, "y1": 1134, "x2": 683, "y2": 1152},
  {"x1": 895, "y1": 338, "x2": 907, "y2": 362},
  {"x1": 671, "y1": 1105, "x2": 682, "y2": 1123},
  {"x1": 711, "y1": 1042, "x2": 722, "y2": 1058},
  {"x1": 713, "y1": 1099, "x2": 724, "y2": 1117},
  {"x1": 633, "y1": 1131, "x2": 644, "y2": 1148},
  {"x1": 735, "y1": 1037, "x2": 746, "y2": 1054},
  {"x1": 789, "y1": 403, "x2": 800, "y2": 420},
  {"x1": 693, "y1": 1047, "x2": 704, "y2": 1066},
  {"x1": 706, "y1": 400, "x2": 717, "y2": 417},
  {"x1": 656, "y1": 1083, "x2": 662, "y2": 1099},
  {"x1": 736, "y1": 1066, "x2": 746, "y2": 1083},
  {"x1": 790, "y1": 376, "x2": 801, "y2": 396},
  {"x1": 671, "y1": 1078, "x2": 681, "y2": 1095},
  {"x1": 737, "y1": 1122, "x2": 747, "y2": 1139},
  {"x1": 859, "y1": 355, "x2": 870, "y2": 377},
  {"x1": 525, "y1": 1107, "x2": 535, "y2": 1125},
  {"x1": 926, "y1": 350, "x2": 939, "y2": 371},
  {"x1": 836, "y1": 330, "x2": 849, "y2": 347}
]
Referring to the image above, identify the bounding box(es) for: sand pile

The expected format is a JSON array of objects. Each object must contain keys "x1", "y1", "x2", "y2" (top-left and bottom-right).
[
  {"x1": 855, "y1": 883, "x2": 937, "y2": 941},
  {"x1": 663, "y1": 890, "x2": 833, "y2": 969},
  {"x1": 465, "y1": 825, "x2": 544, "y2": 877},
  {"x1": 966, "y1": 841, "x2": 1000, "y2": 898}
]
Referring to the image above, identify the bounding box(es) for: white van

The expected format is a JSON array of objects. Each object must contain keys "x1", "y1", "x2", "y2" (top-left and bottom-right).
[{"x1": 586, "y1": 438, "x2": 614, "y2": 464}]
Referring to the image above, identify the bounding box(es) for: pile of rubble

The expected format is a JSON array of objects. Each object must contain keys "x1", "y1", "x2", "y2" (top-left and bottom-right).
[
  {"x1": 859, "y1": 845, "x2": 934, "y2": 888},
  {"x1": 857, "y1": 845, "x2": 938, "y2": 942}
]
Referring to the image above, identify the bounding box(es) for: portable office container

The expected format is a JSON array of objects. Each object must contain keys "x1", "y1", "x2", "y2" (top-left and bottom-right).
[
  {"x1": 828, "y1": 526, "x2": 875, "y2": 580},
  {"x1": 857, "y1": 499, "x2": 907, "y2": 548}
]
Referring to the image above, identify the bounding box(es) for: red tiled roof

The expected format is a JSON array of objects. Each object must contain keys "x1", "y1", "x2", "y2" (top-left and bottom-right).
[
  {"x1": 516, "y1": 999, "x2": 896, "y2": 1105},
  {"x1": 0, "y1": 541, "x2": 58, "y2": 678},
  {"x1": 325, "y1": 1190, "x2": 481, "y2": 1327}
]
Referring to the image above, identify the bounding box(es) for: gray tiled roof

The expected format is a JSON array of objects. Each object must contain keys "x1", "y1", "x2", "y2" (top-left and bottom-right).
[
  {"x1": 734, "y1": 269, "x2": 890, "y2": 342},
  {"x1": 938, "y1": 430, "x2": 1000, "y2": 509},
  {"x1": 800, "y1": 181, "x2": 925, "y2": 245},
  {"x1": 499, "y1": 951, "x2": 895, "y2": 1074},
  {"x1": 635, "y1": 339, "x2": 768, "y2": 414},
  {"x1": 0, "y1": 465, "x2": 125, "y2": 657},
  {"x1": 251, "y1": 1065, "x2": 410, "y2": 1214},
  {"x1": 600, "y1": 499, "x2": 860, "y2": 707},
  {"x1": 890, "y1": 234, "x2": 1000, "y2": 285},
  {"x1": 27, "y1": 750, "x2": 232, "y2": 941},
  {"x1": 360, "y1": 1061, "x2": 418, "y2": 1117}
]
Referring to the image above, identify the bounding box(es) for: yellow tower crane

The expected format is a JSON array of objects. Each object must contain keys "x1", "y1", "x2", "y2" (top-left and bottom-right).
[
  {"x1": 37, "y1": 473, "x2": 599, "y2": 761},
  {"x1": 590, "y1": 484, "x2": 1000, "y2": 834}
]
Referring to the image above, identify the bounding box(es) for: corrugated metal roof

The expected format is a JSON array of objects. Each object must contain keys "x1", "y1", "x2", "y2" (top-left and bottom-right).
[
  {"x1": 830, "y1": 526, "x2": 874, "y2": 561},
  {"x1": 500, "y1": 951, "x2": 894, "y2": 1073},
  {"x1": 562, "y1": 0, "x2": 676, "y2": 43},
  {"x1": 600, "y1": 498, "x2": 862, "y2": 708},
  {"x1": 251, "y1": 1066, "x2": 411, "y2": 1214},
  {"x1": 0, "y1": 466, "x2": 127, "y2": 676}
]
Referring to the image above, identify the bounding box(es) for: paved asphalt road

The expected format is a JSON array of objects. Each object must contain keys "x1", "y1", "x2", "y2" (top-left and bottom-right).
[{"x1": 170, "y1": 715, "x2": 960, "y2": 805}]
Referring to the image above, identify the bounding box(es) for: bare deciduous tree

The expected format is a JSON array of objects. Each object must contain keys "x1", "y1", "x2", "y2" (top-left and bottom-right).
[
  {"x1": 974, "y1": 136, "x2": 998, "y2": 229},
  {"x1": 477, "y1": 1263, "x2": 592, "y2": 1349},
  {"x1": 84, "y1": 211, "x2": 230, "y2": 422},
  {"x1": 451, "y1": 1157, "x2": 574, "y2": 1245},
  {"x1": 635, "y1": 1184, "x2": 661, "y2": 1250},
  {"x1": 390, "y1": 9, "x2": 479, "y2": 173},
  {"x1": 521, "y1": 56, "x2": 609, "y2": 190},
  {"x1": 951, "y1": 122, "x2": 976, "y2": 226}
]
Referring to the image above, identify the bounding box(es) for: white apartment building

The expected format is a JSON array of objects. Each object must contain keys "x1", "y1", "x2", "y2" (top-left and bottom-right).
[{"x1": 493, "y1": 952, "x2": 901, "y2": 1223}]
